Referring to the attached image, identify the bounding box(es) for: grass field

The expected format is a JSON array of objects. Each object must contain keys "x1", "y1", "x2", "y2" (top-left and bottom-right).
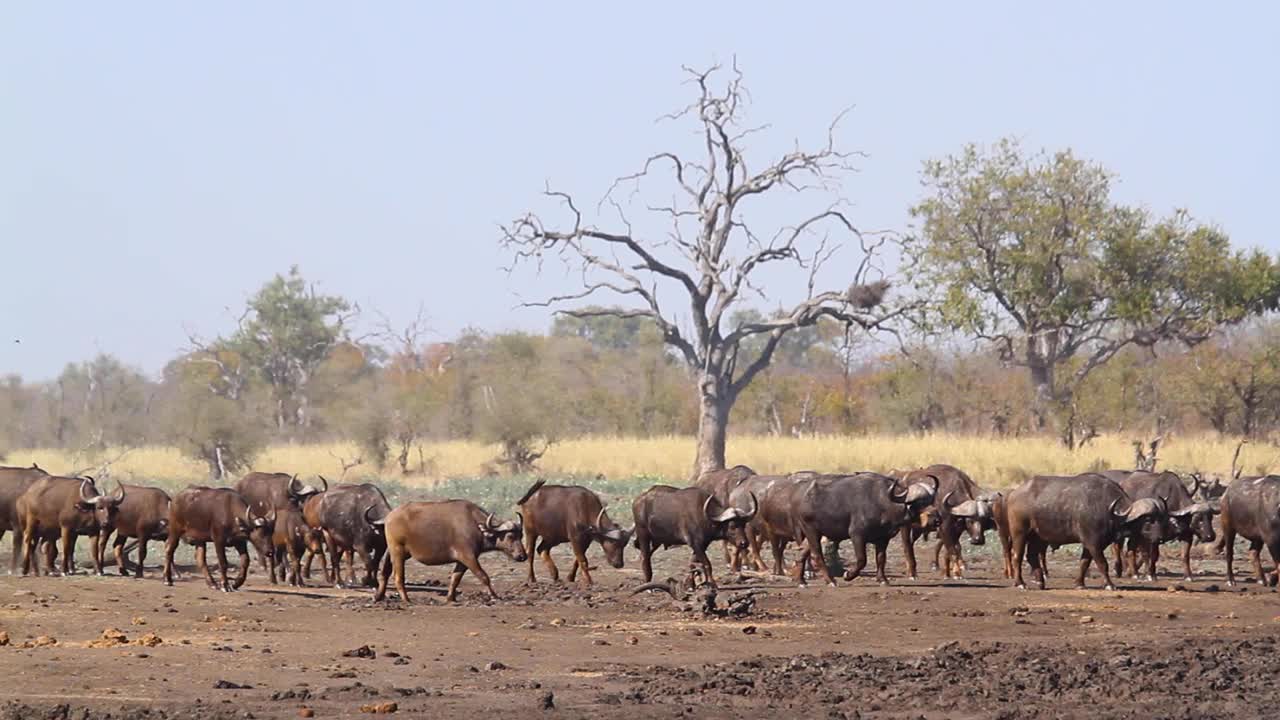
[{"x1": 5, "y1": 433, "x2": 1274, "y2": 493}]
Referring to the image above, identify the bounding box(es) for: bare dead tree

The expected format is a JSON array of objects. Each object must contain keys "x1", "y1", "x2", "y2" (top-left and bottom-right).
[
  {"x1": 328, "y1": 448, "x2": 365, "y2": 479},
  {"x1": 502, "y1": 62, "x2": 912, "y2": 476},
  {"x1": 1231, "y1": 439, "x2": 1248, "y2": 481},
  {"x1": 1132, "y1": 436, "x2": 1162, "y2": 472}
]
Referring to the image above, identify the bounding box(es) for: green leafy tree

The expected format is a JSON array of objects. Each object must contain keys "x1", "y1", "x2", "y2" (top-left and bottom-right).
[
  {"x1": 906, "y1": 139, "x2": 1279, "y2": 446},
  {"x1": 159, "y1": 357, "x2": 270, "y2": 479},
  {"x1": 222, "y1": 266, "x2": 354, "y2": 435}
]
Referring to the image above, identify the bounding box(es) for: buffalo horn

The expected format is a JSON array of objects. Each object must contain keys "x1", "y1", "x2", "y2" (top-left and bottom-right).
[
  {"x1": 1124, "y1": 498, "x2": 1162, "y2": 521},
  {"x1": 596, "y1": 506, "x2": 608, "y2": 528},
  {"x1": 743, "y1": 491, "x2": 759, "y2": 520},
  {"x1": 949, "y1": 499, "x2": 982, "y2": 518},
  {"x1": 364, "y1": 504, "x2": 385, "y2": 526},
  {"x1": 80, "y1": 478, "x2": 97, "y2": 503},
  {"x1": 1110, "y1": 498, "x2": 1125, "y2": 518},
  {"x1": 942, "y1": 490, "x2": 955, "y2": 507},
  {"x1": 904, "y1": 479, "x2": 937, "y2": 505},
  {"x1": 486, "y1": 512, "x2": 499, "y2": 530},
  {"x1": 289, "y1": 474, "x2": 303, "y2": 496},
  {"x1": 889, "y1": 481, "x2": 909, "y2": 503},
  {"x1": 113, "y1": 480, "x2": 126, "y2": 502},
  {"x1": 318, "y1": 475, "x2": 329, "y2": 493},
  {"x1": 1185, "y1": 473, "x2": 1202, "y2": 497},
  {"x1": 702, "y1": 494, "x2": 714, "y2": 517}
]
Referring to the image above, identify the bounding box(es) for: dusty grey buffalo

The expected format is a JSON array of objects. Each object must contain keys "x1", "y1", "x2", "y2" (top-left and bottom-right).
[
  {"x1": 1219, "y1": 475, "x2": 1280, "y2": 587},
  {"x1": 516, "y1": 479, "x2": 631, "y2": 585},
  {"x1": 374, "y1": 500, "x2": 526, "y2": 602},
  {"x1": 791, "y1": 472, "x2": 938, "y2": 586},
  {"x1": 1, "y1": 463, "x2": 49, "y2": 574},
  {"x1": 96, "y1": 483, "x2": 172, "y2": 578},
  {"x1": 314, "y1": 483, "x2": 392, "y2": 588},
  {"x1": 1106, "y1": 470, "x2": 1218, "y2": 581},
  {"x1": 893, "y1": 464, "x2": 997, "y2": 580},
  {"x1": 631, "y1": 485, "x2": 758, "y2": 587},
  {"x1": 162, "y1": 487, "x2": 275, "y2": 591},
  {"x1": 17, "y1": 475, "x2": 124, "y2": 575},
  {"x1": 1002, "y1": 473, "x2": 1173, "y2": 590}
]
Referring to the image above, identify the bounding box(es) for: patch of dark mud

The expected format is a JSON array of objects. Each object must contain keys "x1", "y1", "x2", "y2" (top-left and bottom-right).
[
  {"x1": 617, "y1": 637, "x2": 1278, "y2": 718},
  {"x1": 0, "y1": 702, "x2": 242, "y2": 720}
]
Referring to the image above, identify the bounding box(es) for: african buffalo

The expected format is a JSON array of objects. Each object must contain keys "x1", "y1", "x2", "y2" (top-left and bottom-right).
[
  {"x1": 1002, "y1": 473, "x2": 1172, "y2": 590},
  {"x1": 313, "y1": 483, "x2": 391, "y2": 588},
  {"x1": 162, "y1": 487, "x2": 275, "y2": 591},
  {"x1": 791, "y1": 472, "x2": 938, "y2": 586},
  {"x1": 631, "y1": 485, "x2": 758, "y2": 588},
  {"x1": 894, "y1": 465, "x2": 997, "y2": 580},
  {"x1": 695, "y1": 465, "x2": 757, "y2": 565},
  {"x1": 96, "y1": 483, "x2": 171, "y2": 578},
  {"x1": 234, "y1": 472, "x2": 327, "y2": 583},
  {"x1": 373, "y1": 500, "x2": 526, "y2": 602},
  {"x1": 1108, "y1": 470, "x2": 1218, "y2": 581},
  {"x1": 1219, "y1": 475, "x2": 1280, "y2": 587},
  {"x1": 754, "y1": 472, "x2": 824, "y2": 577},
  {"x1": 1, "y1": 463, "x2": 49, "y2": 574},
  {"x1": 17, "y1": 475, "x2": 124, "y2": 575},
  {"x1": 516, "y1": 479, "x2": 631, "y2": 585},
  {"x1": 271, "y1": 505, "x2": 326, "y2": 586}
]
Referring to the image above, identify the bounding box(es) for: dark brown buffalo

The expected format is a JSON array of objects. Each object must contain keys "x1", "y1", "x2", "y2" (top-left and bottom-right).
[
  {"x1": 299, "y1": 492, "x2": 330, "y2": 583},
  {"x1": 313, "y1": 483, "x2": 391, "y2": 588},
  {"x1": 893, "y1": 465, "x2": 997, "y2": 580},
  {"x1": 791, "y1": 472, "x2": 938, "y2": 587},
  {"x1": 1107, "y1": 470, "x2": 1218, "y2": 581},
  {"x1": 754, "y1": 472, "x2": 824, "y2": 577},
  {"x1": 1219, "y1": 475, "x2": 1280, "y2": 587},
  {"x1": 162, "y1": 487, "x2": 275, "y2": 591},
  {"x1": 1, "y1": 463, "x2": 49, "y2": 574},
  {"x1": 271, "y1": 505, "x2": 326, "y2": 586},
  {"x1": 234, "y1": 472, "x2": 327, "y2": 583},
  {"x1": 96, "y1": 483, "x2": 171, "y2": 578},
  {"x1": 695, "y1": 465, "x2": 757, "y2": 566},
  {"x1": 1002, "y1": 473, "x2": 1172, "y2": 590},
  {"x1": 373, "y1": 500, "x2": 526, "y2": 602},
  {"x1": 631, "y1": 485, "x2": 758, "y2": 587},
  {"x1": 516, "y1": 479, "x2": 631, "y2": 585},
  {"x1": 17, "y1": 475, "x2": 124, "y2": 575}
]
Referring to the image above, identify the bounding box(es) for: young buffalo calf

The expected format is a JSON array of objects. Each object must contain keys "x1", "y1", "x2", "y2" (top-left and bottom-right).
[
  {"x1": 517, "y1": 479, "x2": 631, "y2": 586},
  {"x1": 374, "y1": 500, "x2": 526, "y2": 603}
]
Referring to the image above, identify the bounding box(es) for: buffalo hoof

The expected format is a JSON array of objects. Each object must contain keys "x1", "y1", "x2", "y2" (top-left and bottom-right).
[
  {"x1": 1015, "y1": 583, "x2": 1027, "y2": 590},
  {"x1": 1226, "y1": 580, "x2": 1237, "y2": 588},
  {"x1": 877, "y1": 580, "x2": 889, "y2": 587},
  {"x1": 1182, "y1": 576, "x2": 1194, "y2": 582},
  {"x1": 907, "y1": 575, "x2": 919, "y2": 581},
  {"x1": 1142, "y1": 575, "x2": 1155, "y2": 583},
  {"x1": 929, "y1": 563, "x2": 939, "y2": 572},
  {"x1": 1103, "y1": 584, "x2": 1116, "y2": 591},
  {"x1": 827, "y1": 581, "x2": 838, "y2": 589}
]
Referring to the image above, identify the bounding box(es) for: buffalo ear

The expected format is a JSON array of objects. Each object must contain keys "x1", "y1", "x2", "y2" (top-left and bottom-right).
[
  {"x1": 476, "y1": 523, "x2": 495, "y2": 537},
  {"x1": 76, "y1": 501, "x2": 94, "y2": 512}
]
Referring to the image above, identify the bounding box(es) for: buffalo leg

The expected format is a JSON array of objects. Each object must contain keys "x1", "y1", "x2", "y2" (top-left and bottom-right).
[
  {"x1": 113, "y1": 535, "x2": 129, "y2": 577},
  {"x1": 1248, "y1": 540, "x2": 1266, "y2": 585},
  {"x1": 1267, "y1": 542, "x2": 1280, "y2": 587},
  {"x1": 232, "y1": 541, "x2": 251, "y2": 590},
  {"x1": 445, "y1": 561, "x2": 468, "y2": 602},
  {"x1": 464, "y1": 553, "x2": 499, "y2": 599},
  {"x1": 1224, "y1": 526, "x2": 1239, "y2": 586},
  {"x1": 931, "y1": 538, "x2": 944, "y2": 575},
  {"x1": 162, "y1": 536, "x2": 179, "y2": 586},
  {"x1": 874, "y1": 539, "x2": 891, "y2": 586},
  {"x1": 523, "y1": 528, "x2": 539, "y2": 583},
  {"x1": 329, "y1": 542, "x2": 346, "y2": 588},
  {"x1": 568, "y1": 538, "x2": 592, "y2": 585},
  {"x1": 842, "y1": 537, "x2": 869, "y2": 585},
  {"x1": 1146, "y1": 543, "x2": 1160, "y2": 581},
  {"x1": 637, "y1": 534, "x2": 654, "y2": 583},
  {"x1": 212, "y1": 541, "x2": 232, "y2": 591},
  {"x1": 1182, "y1": 541, "x2": 1194, "y2": 581},
  {"x1": 354, "y1": 545, "x2": 376, "y2": 587},
  {"x1": 195, "y1": 543, "x2": 218, "y2": 589},
  {"x1": 692, "y1": 546, "x2": 716, "y2": 589},
  {"x1": 134, "y1": 538, "x2": 147, "y2": 579},
  {"x1": 1075, "y1": 547, "x2": 1092, "y2": 589},
  {"x1": 769, "y1": 534, "x2": 787, "y2": 577},
  {"x1": 21, "y1": 526, "x2": 37, "y2": 576},
  {"x1": 7, "y1": 529, "x2": 19, "y2": 575},
  {"x1": 898, "y1": 525, "x2": 918, "y2": 580},
  {"x1": 540, "y1": 546, "x2": 561, "y2": 583},
  {"x1": 59, "y1": 527, "x2": 76, "y2": 575},
  {"x1": 747, "y1": 526, "x2": 768, "y2": 572},
  {"x1": 1011, "y1": 531, "x2": 1028, "y2": 589},
  {"x1": 287, "y1": 543, "x2": 302, "y2": 586}
]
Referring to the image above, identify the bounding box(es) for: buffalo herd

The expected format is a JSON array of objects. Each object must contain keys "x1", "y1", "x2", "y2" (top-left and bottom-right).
[{"x1": 1, "y1": 461, "x2": 1278, "y2": 601}]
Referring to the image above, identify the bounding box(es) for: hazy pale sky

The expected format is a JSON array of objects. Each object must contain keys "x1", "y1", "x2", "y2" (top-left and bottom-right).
[{"x1": 2, "y1": 3, "x2": 1276, "y2": 381}]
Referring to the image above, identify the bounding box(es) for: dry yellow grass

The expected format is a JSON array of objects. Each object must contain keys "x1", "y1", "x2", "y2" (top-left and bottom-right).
[{"x1": 5, "y1": 433, "x2": 1275, "y2": 489}]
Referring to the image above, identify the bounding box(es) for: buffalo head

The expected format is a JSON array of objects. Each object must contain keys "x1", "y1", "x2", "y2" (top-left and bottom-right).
[
  {"x1": 1111, "y1": 496, "x2": 1172, "y2": 544},
  {"x1": 703, "y1": 492, "x2": 758, "y2": 550},
  {"x1": 288, "y1": 474, "x2": 327, "y2": 502},
  {"x1": 1169, "y1": 501, "x2": 1219, "y2": 543},
  {"x1": 479, "y1": 512, "x2": 527, "y2": 562},
  {"x1": 942, "y1": 490, "x2": 993, "y2": 546},
  {"x1": 591, "y1": 506, "x2": 633, "y2": 569}
]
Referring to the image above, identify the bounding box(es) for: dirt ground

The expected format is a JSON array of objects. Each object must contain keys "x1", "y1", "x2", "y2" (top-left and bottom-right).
[{"x1": 1, "y1": 542, "x2": 1278, "y2": 719}]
